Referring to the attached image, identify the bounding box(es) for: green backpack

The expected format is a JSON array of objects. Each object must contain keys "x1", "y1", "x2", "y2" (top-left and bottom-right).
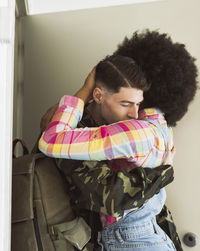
[{"x1": 11, "y1": 139, "x2": 92, "y2": 251}]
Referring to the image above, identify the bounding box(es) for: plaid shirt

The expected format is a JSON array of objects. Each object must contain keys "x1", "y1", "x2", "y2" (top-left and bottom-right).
[{"x1": 39, "y1": 95, "x2": 173, "y2": 168}]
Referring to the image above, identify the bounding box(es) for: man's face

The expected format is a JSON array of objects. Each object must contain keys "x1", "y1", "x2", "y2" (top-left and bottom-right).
[{"x1": 98, "y1": 87, "x2": 144, "y2": 124}]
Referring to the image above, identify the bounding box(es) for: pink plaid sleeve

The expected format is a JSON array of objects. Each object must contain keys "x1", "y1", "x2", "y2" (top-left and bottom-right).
[{"x1": 39, "y1": 95, "x2": 164, "y2": 162}]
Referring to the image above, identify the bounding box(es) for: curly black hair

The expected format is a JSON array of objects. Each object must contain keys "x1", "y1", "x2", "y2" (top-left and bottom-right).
[{"x1": 113, "y1": 29, "x2": 198, "y2": 126}]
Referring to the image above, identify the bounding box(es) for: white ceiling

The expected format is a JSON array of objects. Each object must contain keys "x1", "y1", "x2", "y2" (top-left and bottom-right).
[{"x1": 25, "y1": 0, "x2": 161, "y2": 15}]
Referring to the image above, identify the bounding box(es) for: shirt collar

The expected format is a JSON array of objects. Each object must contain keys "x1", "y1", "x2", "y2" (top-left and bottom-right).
[{"x1": 138, "y1": 108, "x2": 165, "y2": 121}]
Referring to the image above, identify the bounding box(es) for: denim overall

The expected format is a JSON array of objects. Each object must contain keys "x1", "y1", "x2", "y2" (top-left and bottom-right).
[{"x1": 97, "y1": 119, "x2": 176, "y2": 251}]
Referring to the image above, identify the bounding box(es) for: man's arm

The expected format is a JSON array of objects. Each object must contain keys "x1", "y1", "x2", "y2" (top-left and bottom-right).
[{"x1": 57, "y1": 158, "x2": 174, "y2": 217}]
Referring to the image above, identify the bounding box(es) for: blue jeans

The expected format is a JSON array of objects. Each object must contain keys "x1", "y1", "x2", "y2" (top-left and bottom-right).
[{"x1": 97, "y1": 214, "x2": 176, "y2": 251}]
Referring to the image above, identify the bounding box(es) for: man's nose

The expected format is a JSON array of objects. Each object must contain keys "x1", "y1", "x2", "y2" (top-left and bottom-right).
[{"x1": 127, "y1": 106, "x2": 138, "y2": 119}]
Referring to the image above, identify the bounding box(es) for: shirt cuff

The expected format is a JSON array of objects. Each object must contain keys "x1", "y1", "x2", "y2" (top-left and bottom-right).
[{"x1": 59, "y1": 95, "x2": 84, "y2": 114}]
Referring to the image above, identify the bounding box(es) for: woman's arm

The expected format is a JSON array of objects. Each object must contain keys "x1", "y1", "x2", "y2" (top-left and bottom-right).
[{"x1": 39, "y1": 94, "x2": 162, "y2": 162}]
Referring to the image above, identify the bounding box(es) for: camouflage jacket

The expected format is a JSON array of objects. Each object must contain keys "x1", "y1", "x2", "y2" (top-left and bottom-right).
[{"x1": 56, "y1": 108, "x2": 183, "y2": 251}]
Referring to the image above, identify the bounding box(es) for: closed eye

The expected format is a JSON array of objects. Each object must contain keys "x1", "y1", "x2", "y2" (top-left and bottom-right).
[
  {"x1": 121, "y1": 103, "x2": 130, "y2": 107},
  {"x1": 121, "y1": 103, "x2": 141, "y2": 107}
]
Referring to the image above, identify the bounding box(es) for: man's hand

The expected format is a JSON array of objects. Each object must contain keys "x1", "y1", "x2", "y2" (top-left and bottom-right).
[
  {"x1": 40, "y1": 103, "x2": 58, "y2": 132},
  {"x1": 75, "y1": 67, "x2": 96, "y2": 103}
]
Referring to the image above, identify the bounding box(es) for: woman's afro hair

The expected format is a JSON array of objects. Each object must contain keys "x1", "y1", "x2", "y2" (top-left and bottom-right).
[{"x1": 113, "y1": 29, "x2": 198, "y2": 126}]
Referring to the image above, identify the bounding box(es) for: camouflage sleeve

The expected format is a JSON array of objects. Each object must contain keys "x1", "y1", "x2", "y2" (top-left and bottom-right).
[
  {"x1": 156, "y1": 205, "x2": 183, "y2": 251},
  {"x1": 57, "y1": 158, "x2": 174, "y2": 217}
]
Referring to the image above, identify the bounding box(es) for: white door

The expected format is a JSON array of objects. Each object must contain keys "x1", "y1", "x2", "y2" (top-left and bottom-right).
[{"x1": 0, "y1": 0, "x2": 15, "y2": 250}]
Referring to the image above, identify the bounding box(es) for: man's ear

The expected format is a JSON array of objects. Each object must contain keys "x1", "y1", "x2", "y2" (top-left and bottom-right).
[{"x1": 93, "y1": 87, "x2": 105, "y2": 104}]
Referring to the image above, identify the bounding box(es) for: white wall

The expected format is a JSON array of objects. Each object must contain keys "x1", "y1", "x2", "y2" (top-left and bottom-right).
[{"x1": 21, "y1": 0, "x2": 200, "y2": 249}]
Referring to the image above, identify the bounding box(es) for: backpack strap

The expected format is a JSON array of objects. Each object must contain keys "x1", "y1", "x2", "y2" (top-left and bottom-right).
[{"x1": 13, "y1": 138, "x2": 29, "y2": 158}]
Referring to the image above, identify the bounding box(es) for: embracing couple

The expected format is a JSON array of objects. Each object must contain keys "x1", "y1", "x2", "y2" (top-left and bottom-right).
[{"x1": 39, "y1": 30, "x2": 198, "y2": 251}]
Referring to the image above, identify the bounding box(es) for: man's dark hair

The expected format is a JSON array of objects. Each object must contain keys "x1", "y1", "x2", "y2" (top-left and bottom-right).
[
  {"x1": 95, "y1": 55, "x2": 150, "y2": 93},
  {"x1": 113, "y1": 30, "x2": 198, "y2": 126}
]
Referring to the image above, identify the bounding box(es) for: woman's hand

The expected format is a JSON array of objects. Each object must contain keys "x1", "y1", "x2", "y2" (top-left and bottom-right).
[
  {"x1": 75, "y1": 67, "x2": 96, "y2": 103},
  {"x1": 163, "y1": 145, "x2": 176, "y2": 165},
  {"x1": 83, "y1": 67, "x2": 96, "y2": 91}
]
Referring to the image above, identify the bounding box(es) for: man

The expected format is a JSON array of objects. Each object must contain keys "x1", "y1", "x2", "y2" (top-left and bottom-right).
[{"x1": 39, "y1": 30, "x2": 198, "y2": 250}]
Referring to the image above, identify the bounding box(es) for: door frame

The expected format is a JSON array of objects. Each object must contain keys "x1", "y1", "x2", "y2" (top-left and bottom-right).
[{"x1": 0, "y1": 0, "x2": 15, "y2": 250}]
